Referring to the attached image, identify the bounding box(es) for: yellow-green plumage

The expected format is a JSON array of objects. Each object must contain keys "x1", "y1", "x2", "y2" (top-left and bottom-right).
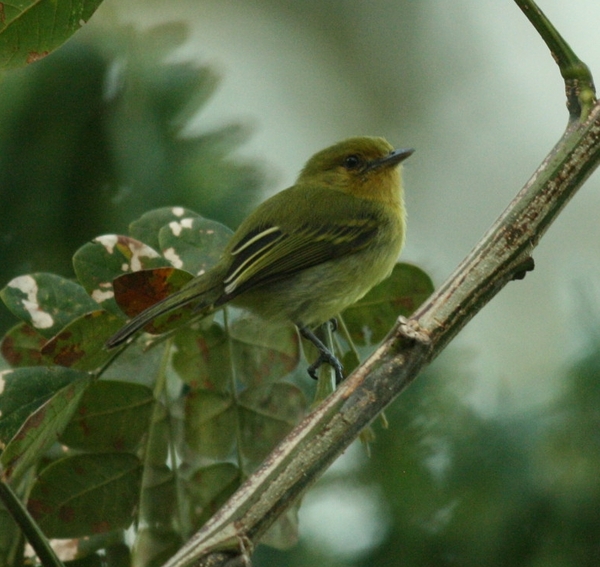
[{"x1": 106, "y1": 137, "x2": 412, "y2": 355}]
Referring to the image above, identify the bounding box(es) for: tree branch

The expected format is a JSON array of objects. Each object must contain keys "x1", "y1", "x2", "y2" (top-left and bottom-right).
[{"x1": 162, "y1": 2, "x2": 600, "y2": 566}]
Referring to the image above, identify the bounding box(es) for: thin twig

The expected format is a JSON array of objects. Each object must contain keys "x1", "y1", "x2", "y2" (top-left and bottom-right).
[{"x1": 514, "y1": 0, "x2": 596, "y2": 120}]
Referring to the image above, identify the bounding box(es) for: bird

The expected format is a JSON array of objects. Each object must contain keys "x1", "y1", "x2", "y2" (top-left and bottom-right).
[{"x1": 106, "y1": 136, "x2": 413, "y2": 383}]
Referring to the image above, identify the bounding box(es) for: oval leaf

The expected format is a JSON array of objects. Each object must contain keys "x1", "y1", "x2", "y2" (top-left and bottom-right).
[
  {"x1": 238, "y1": 382, "x2": 306, "y2": 467},
  {"x1": 158, "y1": 216, "x2": 232, "y2": 275},
  {"x1": 112, "y1": 267, "x2": 197, "y2": 335},
  {"x1": 342, "y1": 262, "x2": 434, "y2": 345},
  {"x1": 60, "y1": 380, "x2": 154, "y2": 452},
  {"x1": 27, "y1": 453, "x2": 143, "y2": 538},
  {"x1": 41, "y1": 310, "x2": 126, "y2": 371},
  {"x1": 112, "y1": 267, "x2": 193, "y2": 317},
  {"x1": 0, "y1": 0, "x2": 103, "y2": 70},
  {"x1": 73, "y1": 235, "x2": 170, "y2": 315},
  {"x1": 229, "y1": 317, "x2": 300, "y2": 386},
  {"x1": 129, "y1": 207, "x2": 201, "y2": 251},
  {"x1": 184, "y1": 390, "x2": 236, "y2": 461},
  {"x1": 1, "y1": 323, "x2": 49, "y2": 368},
  {"x1": 183, "y1": 463, "x2": 241, "y2": 531},
  {"x1": 1, "y1": 374, "x2": 92, "y2": 484},
  {"x1": 1, "y1": 273, "x2": 100, "y2": 338},
  {"x1": 0, "y1": 366, "x2": 87, "y2": 446},
  {"x1": 172, "y1": 324, "x2": 232, "y2": 390}
]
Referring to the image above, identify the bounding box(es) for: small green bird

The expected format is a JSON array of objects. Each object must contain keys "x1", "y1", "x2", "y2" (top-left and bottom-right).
[{"x1": 106, "y1": 137, "x2": 413, "y2": 382}]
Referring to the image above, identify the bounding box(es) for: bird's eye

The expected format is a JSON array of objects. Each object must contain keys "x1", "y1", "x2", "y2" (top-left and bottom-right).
[{"x1": 343, "y1": 155, "x2": 361, "y2": 170}]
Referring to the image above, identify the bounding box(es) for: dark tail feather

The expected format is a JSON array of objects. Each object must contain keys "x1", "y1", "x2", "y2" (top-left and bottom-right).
[{"x1": 105, "y1": 276, "x2": 222, "y2": 349}]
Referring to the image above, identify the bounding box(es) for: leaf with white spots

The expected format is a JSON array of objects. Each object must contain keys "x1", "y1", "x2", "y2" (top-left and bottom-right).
[
  {"x1": 158, "y1": 217, "x2": 233, "y2": 275},
  {"x1": 0, "y1": 366, "x2": 87, "y2": 448},
  {"x1": 129, "y1": 207, "x2": 201, "y2": 251},
  {"x1": 73, "y1": 235, "x2": 170, "y2": 316},
  {"x1": 1, "y1": 273, "x2": 100, "y2": 338}
]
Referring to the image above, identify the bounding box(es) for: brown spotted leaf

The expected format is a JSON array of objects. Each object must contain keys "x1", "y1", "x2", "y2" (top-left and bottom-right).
[
  {"x1": 183, "y1": 463, "x2": 241, "y2": 532},
  {"x1": 112, "y1": 267, "x2": 196, "y2": 335},
  {"x1": 0, "y1": 366, "x2": 87, "y2": 448},
  {"x1": 27, "y1": 452, "x2": 143, "y2": 538},
  {"x1": 112, "y1": 267, "x2": 193, "y2": 318},
  {"x1": 229, "y1": 316, "x2": 301, "y2": 387},
  {"x1": 0, "y1": 0, "x2": 103, "y2": 70},
  {"x1": 172, "y1": 323, "x2": 232, "y2": 390},
  {"x1": 1, "y1": 374, "x2": 92, "y2": 484},
  {"x1": 60, "y1": 380, "x2": 154, "y2": 452},
  {"x1": 73, "y1": 235, "x2": 170, "y2": 316},
  {"x1": 237, "y1": 382, "x2": 306, "y2": 469},
  {"x1": 1, "y1": 323, "x2": 50, "y2": 368},
  {"x1": 41, "y1": 310, "x2": 125, "y2": 371}
]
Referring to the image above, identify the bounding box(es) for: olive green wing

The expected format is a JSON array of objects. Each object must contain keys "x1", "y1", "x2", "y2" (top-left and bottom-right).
[{"x1": 221, "y1": 214, "x2": 380, "y2": 299}]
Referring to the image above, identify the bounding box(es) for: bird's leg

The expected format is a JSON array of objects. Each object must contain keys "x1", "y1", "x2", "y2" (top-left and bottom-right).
[
  {"x1": 328, "y1": 317, "x2": 338, "y2": 333},
  {"x1": 298, "y1": 322, "x2": 344, "y2": 384}
]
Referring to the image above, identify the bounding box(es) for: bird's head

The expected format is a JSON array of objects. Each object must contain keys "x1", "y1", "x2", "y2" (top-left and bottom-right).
[{"x1": 297, "y1": 136, "x2": 414, "y2": 204}]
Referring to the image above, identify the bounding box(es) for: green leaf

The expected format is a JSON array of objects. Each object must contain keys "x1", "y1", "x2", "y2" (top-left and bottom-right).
[
  {"x1": 183, "y1": 463, "x2": 241, "y2": 532},
  {"x1": 158, "y1": 216, "x2": 232, "y2": 275},
  {"x1": 134, "y1": 463, "x2": 182, "y2": 563},
  {"x1": 0, "y1": 0, "x2": 103, "y2": 70},
  {"x1": 101, "y1": 339, "x2": 166, "y2": 389},
  {"x1": 342, "y1": 262, "x2": 434, "y2": 345},
  {"x1": 0, "y1": 366, "x2": 87, "y2": 447},
  {"x1": 27, "y1": 453, "x2": 143, "y2": 538},
  {"x1": 238, "y1": 383, "x2": 306, "y2": 468},
  {"x1": 179, "y1": 318, "x2": 305, "y2": 468},
  {"x1": 1, "y1": 273, "x2": 100, "y2": 338},
  {"x1": 172, "y1": 323, "x2": 232, "y2": 390},
  {"x1": 230, "y1": 316, "x2": 301, "y2": 387},
  {"x1": 73, "y1": 235, "x2": 170, "y2": 316},
  {"x1": 184, "y1": 389, "x2": 236, "y2": 461},
  {"x1": 40, "y1": 310, "x2": 125, "y2": 371},
  {"x1": 60, "y1": 380, "x2": 154, "y2": 452},
  {"x1": 128, "y1": 207, "x2": 201, "y2": 251},
  {"x1": 1, "y1": 374, "x2": 92, "y2": 484},
  {"x1": 1, "y1": 323, "x2": 49, "y2": 368}
]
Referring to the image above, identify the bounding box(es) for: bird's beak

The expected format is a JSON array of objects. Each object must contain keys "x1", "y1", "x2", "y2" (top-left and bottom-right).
[{"x1": 367, "y1": 147, "x2": 414, "y2": 171}]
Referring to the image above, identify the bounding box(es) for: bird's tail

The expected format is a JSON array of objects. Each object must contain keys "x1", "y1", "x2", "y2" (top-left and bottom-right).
[{"x1": 105, "y1": 270, "x2": 224, "y2": 349}]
